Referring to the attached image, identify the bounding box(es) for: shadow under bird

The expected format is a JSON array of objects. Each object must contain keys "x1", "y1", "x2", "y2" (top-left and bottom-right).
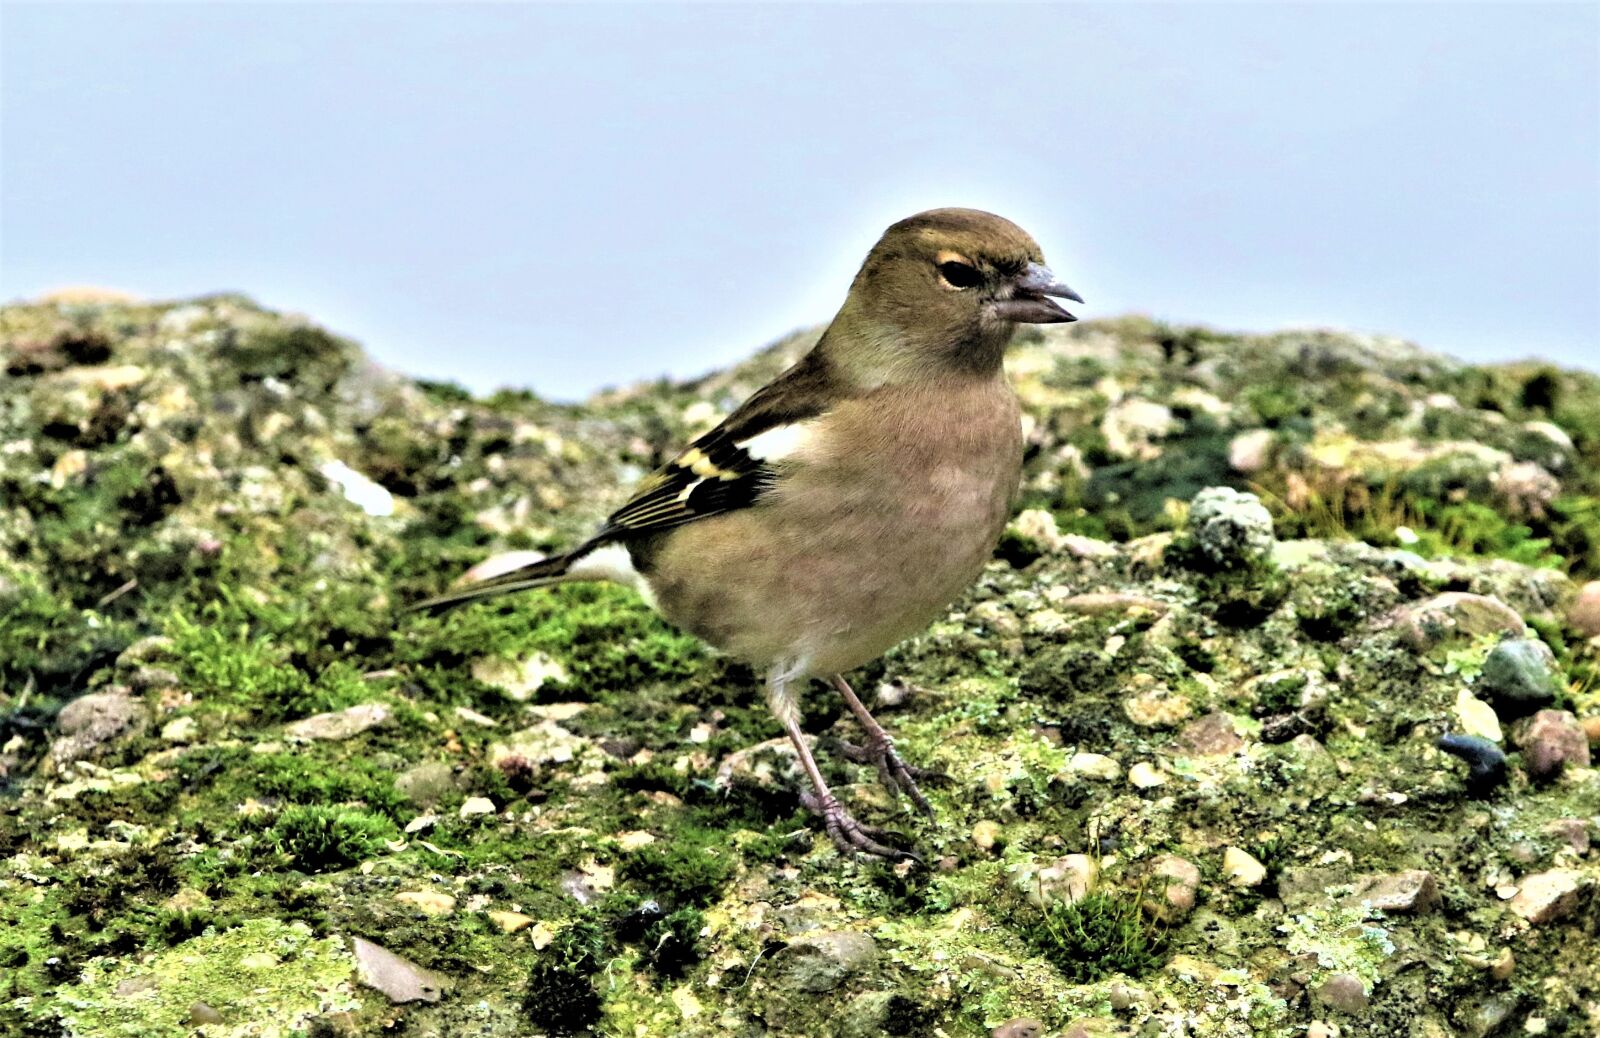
[{"x1": 414, "y1": 208, "x2": 1083, "y2": 859}]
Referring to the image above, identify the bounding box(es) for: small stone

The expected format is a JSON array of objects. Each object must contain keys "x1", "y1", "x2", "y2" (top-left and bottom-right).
[
  {"x1": 1122, "y1": 680, "x2": 1193, "y2": 728},
  {"x1": 1148, "y1": 855, "x2": 1201, "y2": 922},
  {"x1": 395, "y1": 762, "x2": 458, "y2": 808},
  {"x1": 1583, "y1": 714, "x2": 1600, "y2": 746},
  {"x1": 50, "y1": 689, "x2": 147, "y2": 766},
  {"x1": 1517, "y1": 709, "x2": 1590, "y2": 781},
  {"x1": 992, "y1": 1020, "x2": 1046, "y2": 1038},
  {"x1": 1019, "y1": 854, "x2": 1099, "y2": 907},
  {"x1": 1186, "y1": 486, "x2": 1275, "y2": 568},
  {"x1": 1312, "y1": 973, "x2": 1369, "y2": 1014},
  {"x1": 1544, "y1": 818, "x2": 1590, "y2": 856},
  {"x1": 471, "y1": 652, "x2": 569, "y2": 701},
  {"x1": 160, "y1": 716, "x2": 199, "y2": 744},
  {"x1": 1397, "y1": 593, "x2": 1528, "y2": 653},
  {"x1": 352, "y1": 936, "x2": 448, "y2": 1004},
  {"x1": 1478, "y1": 639, "x2": 1560, "y2": 717},
  {"x1": 1069, "y1": 752, "x2": 1121, "y2": 781},
  {"x1": 1222, "y1": 847, "x2": 1267, "y2": 888},
  {"x1": 1489, "y1": 947, "x2": 1515, "y2": 981},
  {"x1": 1009, "y1": 509, "x2": 1065, "y2": 552},
  {"x1": 1509, "y1": 868, "x2": 1583, "y2": 924},
  {"x1": 1307, "y1": 1022, "x2": 1340, "y2": 1038},
  {"x1": 972, "y1": 819, "x2": 1003, "y2": 853},
  {"x1": 285, "y1": 701, "x2": 391, "y2": 741},
  {"x1": 396, "y1": 890, "x2": 457, "y2": 916},
  {"x1": 773, "y1": 931, "x2": 877, "y2": 992},
  {"x1": 1349, "y1": 870, "x2": 1440, "y2": 914},
  {"x1": 615, "y1": 830, "x2": 656, "y2": 850},
  {"x1": 1054, "y1": 592, "x2": 1169, "y2": 617},
  {"x1": 188, "y1": 1002, "x2": 223, "y2": 1025},
  {"x1": 114, "y1": 975, "x2": 159, "y2": 997},
  {"x1": 1453, "y1": 689, "x2": 1503, "y2": 743},
  {"x1": 487, "y1": 910, "x2": 535, "y2": 933},
  {"x1": 458, "y1": 796, "x2": 496, "y2": 818},
  {"x1": 1177, "y1": 712, "x2": 1244, "y2": 756},
  {"x1": 1568, "y1": 581, "x2": 1600, "y2": 638},
  {"x1": 1128, "y1": 762, "x2": 1167, "y2": 789},
  {"x1": 1228, "y1": 428, "x2": 1274, "y2": 474}
]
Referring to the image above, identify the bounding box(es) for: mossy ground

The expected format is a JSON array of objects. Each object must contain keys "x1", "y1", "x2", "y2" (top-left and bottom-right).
[{"x1": 2, "y1": 298, "x2": 1598, "y2": 1037}]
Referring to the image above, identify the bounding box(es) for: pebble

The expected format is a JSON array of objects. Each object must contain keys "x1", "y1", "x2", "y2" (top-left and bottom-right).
[
  {"x1": 1123, "y1": 680, "x2": 1194, "y2": 728},
  {"x1": 486, "y1": 910, "x2": 535, "y2": 933},
  {"x1": 50, "y1": 689, "x2": 147, "y2": 766},
  {"x1": 1068, "y1": 752, "x2": 1121, "y2": 781},
  {"x1": 1228, "y1": 428, "x2": 1274, "y2": 474},
  {"x1": 1222, "y1": 847, "x2": 1266, "y2": 888},
  {"x1": 396, "y1": 891, "x2": 456, "y2": 916},
  {"x1": 458, "y1": 796, "x2": 496, "y2": 818},
  {"x1": 1516, "y1": 709, "x2": 1590, "y2": 781},
  {"x1": 470, "y1": 652, "x2": 569, "y2": 701},
  {"x1": 971, "y1": 819, "x2": 1003, "y2": 853},
  {"x1": 1509, "y1": 868, "x2": 1583, "y2": 924},
  {"x1": 1348, "y1": 870, "x2": 1440, "y2": 914},
  {"x1": 284, "y1": 701, "x2": 391, "y2": 741},
  {"x1": 1477, "y1": 639, "x2": 1559, "y2": 716},
  {"x1": 1186, "y1": 486, "x2": 1275, "y2": 568},
  {"x1": 160, "y1": 716, "x2": 199, "y2": 744},
  {"x1": 1307, "y1": 1023, "x2": 1340, "y2": 1038},
  {"x1": 1018, "y1": 854, "x2": 1099, "y2": 907},
  {"x1": 1312, "y1": 972, "x2": 1369, "y2": 1014},
  {"x1": 773, "y1": 931, "x2": 878, "y2": 992},
  {"x1": 1177, "y1": 713, "x2": 1245, "y2": 756},
  {"x1": 1148, "y1": 855, "x2": 1201, "y2": 922},
  {"x1": 992, "y1": 1019, "x2": 1046, "y2": 1038},
  {"x1": 1568, "y1": 581, "x2": 1600, "y2": 638},
  {"x1": 1453, "y1": 689, "x2": 1502, "y2": 743},
  {"x1": 352, "y1": 936, "x2": 447, "y2": 1004},
  {"x1": 1128, "y1": 762, "x2": 1167, "y2": 788},
  {"x1": 188, "y1": 1002, "x2": 224, "y2": 1025},
  {"x1": 1397, "y1": 593, "x2": 1528, "y2": 653}
]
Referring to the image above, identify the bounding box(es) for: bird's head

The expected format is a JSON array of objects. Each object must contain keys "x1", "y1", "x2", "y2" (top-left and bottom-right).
[{"x1": 829, "y1": 208, "x2": 1083, "y2": 384}]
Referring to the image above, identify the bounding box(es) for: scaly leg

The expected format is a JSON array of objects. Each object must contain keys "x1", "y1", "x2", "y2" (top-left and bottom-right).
[
  {"x1": 827, "y1": 673, "x2": 939, "y2": 820},
  {"x1": 766, "y1": 660, "x2": 913, "y2": 861}
]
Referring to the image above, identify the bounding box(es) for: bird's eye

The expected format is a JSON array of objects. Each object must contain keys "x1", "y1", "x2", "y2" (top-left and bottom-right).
[{"x1": 937, "y1": 260, "x2": 983, "y2": 290}]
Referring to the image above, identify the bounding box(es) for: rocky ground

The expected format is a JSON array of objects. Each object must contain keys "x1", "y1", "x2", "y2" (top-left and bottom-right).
[{"x1": 1, "y1": 294, "x2": 1598, "y2": 1038}]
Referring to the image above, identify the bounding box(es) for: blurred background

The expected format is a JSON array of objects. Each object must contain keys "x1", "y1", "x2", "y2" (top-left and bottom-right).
[{"x1": 3, "y1": 2, "x2": 1595, "y2": 399}]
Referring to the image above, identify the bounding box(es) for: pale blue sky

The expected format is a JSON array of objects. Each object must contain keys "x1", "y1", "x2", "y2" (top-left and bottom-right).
[{"x1": 3, "y1": 3, "x2": 1596, "y2": 398}]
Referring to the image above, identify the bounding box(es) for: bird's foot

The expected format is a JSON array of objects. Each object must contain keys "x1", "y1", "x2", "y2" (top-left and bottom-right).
[
  {"x1": 830, "y1": 735, "x2": 942, "y2": 820},
  {"x1": 799, "y1": 790, "x2": 920, "y2": 862}
]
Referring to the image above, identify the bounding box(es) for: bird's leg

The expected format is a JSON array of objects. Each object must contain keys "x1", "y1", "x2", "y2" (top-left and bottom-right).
[
  {"x1": 766, "y1": 661, "x2": 913, "y2": 861},
  {"x1": 827, "y1": 674, "x2": 939, "y2": 820}
]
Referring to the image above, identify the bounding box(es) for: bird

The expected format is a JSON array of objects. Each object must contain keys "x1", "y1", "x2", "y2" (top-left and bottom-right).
[{"x1": 415, "y1": 208, "x2": 1082, "y2": 859}]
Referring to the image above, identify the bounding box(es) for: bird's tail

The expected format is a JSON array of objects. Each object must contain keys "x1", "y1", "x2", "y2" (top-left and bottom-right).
[{"x1": 408, "y1": 543, "x2": 596, "y2": 613}]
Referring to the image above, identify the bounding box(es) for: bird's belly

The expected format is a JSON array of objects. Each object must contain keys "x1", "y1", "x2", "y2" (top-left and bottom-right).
[{"x1": 646, "y1": 457, "x2": 1016, "y2": 676}]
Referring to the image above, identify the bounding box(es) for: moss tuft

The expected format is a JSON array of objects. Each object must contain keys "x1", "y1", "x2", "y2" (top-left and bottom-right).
[{"x1": 266, "y1": 804, "x2": 397, "y2": 872}]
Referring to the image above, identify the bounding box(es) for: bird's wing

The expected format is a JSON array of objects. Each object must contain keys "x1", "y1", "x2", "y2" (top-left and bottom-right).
[{"x1": 595, "y1": 348, "x2": 841, "y2": 541}]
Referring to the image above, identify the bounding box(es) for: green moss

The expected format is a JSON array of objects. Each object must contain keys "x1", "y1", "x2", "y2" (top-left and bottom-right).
[
  {"x1": 1021, "y1": 890, "x2": 1166, "y2": 983},
  {"x1": 266, "y1": 804, "x2": 397, "y2": 873},
  {"x1": 619, "y1": 826, "x2": 736, "y2": 908},
  {"x1": 521, "y1": 920, "x2": 609, "y2": 1036}
]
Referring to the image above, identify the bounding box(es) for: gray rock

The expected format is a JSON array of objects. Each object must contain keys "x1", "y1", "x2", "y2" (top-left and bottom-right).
[
  {"x1": 1478, "y1": 639, "x2": 1559, "y2": 716},
  {"x1": 351, "y1": 936, "x2": 447, "y2": 1004},
  {"x1": 395, "y1": 761, "x2": 459, "y2": 808},
  {"x1": 773, "y1": 930, "x2": 877, "y2": 992},
  {"x1": 992, "y1": 1019, "x2": 1046, "y2": 1038},
  {"x1": 1348, "y1": 870, "x2": 1440, "y2": 914},
  {"x1": 1187, "y1": 486, "x2": 1275, "y2": 568},
  {"x1": 50, "y1": 688, "x2": 147, "y2": 766},
  {"x1": 285, "y1": 701, "x2": 391, "y2": 741}
]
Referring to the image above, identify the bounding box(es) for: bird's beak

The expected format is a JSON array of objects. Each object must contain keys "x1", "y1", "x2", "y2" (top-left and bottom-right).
[{"x1": 993, "y1": 262, "x2": 1084, "y2": 324}]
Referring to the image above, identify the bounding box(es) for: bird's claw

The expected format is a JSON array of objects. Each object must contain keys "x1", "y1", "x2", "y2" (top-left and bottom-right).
[
  {"x1": 830, "y1": 736, "x2": 942, "y2": 820},
  {"x1": 799, "y1": 790, "x2": 920, "y2": 862}
]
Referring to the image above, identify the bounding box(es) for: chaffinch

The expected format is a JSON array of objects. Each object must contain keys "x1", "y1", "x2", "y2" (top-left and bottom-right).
[{"x1": 417, "y1": 208, "x2": 1082, "y2": 858}]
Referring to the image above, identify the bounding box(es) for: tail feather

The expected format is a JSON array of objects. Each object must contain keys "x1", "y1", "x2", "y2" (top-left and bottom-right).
[{"x1": 408, "y1": 546, "x2": 587, "y2": 613}]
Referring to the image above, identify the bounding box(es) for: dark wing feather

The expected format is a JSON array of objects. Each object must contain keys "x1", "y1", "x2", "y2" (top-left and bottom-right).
[{"x1": 595, "y1": 345, "x2": 843, "y2": 541}]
